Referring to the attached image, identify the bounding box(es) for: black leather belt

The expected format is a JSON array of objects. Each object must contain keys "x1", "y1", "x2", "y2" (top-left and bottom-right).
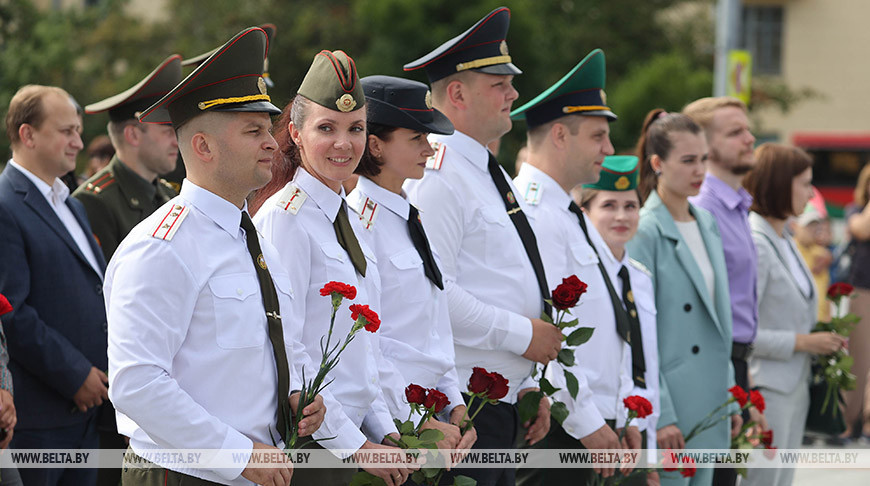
[{"x1": 732, "y1": 341, "x2": 753, "y2": 361}]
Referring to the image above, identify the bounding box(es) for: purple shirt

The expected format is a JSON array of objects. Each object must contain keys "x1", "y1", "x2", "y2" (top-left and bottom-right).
[{"x1": 690, "y1": 173, "x2": 758, "y2": 343}]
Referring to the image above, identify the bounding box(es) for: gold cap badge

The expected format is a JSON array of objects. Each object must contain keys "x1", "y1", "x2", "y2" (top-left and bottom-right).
[
  {"x1": 600, "y1": 89, "x2": 607, "y2": 105},
  {"x1": 258, "y1": 77, "x2": 268, "y2": 95},
  {"x1": 336, "y1": 93, "x2": 357, "y2": 112},
  {"x1": 425, "y1": 90, "x2": 433, "y2": 109},
  {"x1": 499, "y1": 40, "x2": 509, "y2": 56}
]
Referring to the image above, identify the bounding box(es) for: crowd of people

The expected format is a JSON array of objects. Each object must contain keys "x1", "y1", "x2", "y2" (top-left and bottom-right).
[{"x1": 1, "y1": 6, "x2": 869, "y2": 486}]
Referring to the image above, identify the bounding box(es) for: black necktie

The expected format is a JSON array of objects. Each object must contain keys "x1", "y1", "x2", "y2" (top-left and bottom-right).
[
  {"x1": 568, "y1": 202, "x2": 632, "y2": 344},
  {"x1": 486, "y1": 154, "x2": 551, "y2": 316},
  {"x1": 240, "y1": 212, "x2": 291, "y2": 442},
  {"x1": 618, "y1": 265, "x2": 647, "y2": 389},
  {"x1": 334, "y1": 203, "x2": 366, "y2": 277},
  {"x1": 408, "y1": 205, "x2": 444, "y2": 290}
]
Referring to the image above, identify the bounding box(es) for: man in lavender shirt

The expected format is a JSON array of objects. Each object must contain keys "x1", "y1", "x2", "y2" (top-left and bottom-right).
[{"x1": 685, "y1": 97, "x2": 768, "y2": 486}]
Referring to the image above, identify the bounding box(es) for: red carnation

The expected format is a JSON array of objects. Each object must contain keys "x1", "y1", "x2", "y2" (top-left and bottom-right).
[
  {"x1": 680, "y1": 456, "x2": 696, "y2": 478},
  {"x1": 468, "y1": 367, "x2": 495, "y2": 394},
  {"x1": 827, "y1": 282, "x2": 854, "y2": 300},
  {"x1": 749, "y1": 390, "x2": 765, "y2": 413},
  {"x1": 662, "y1": 452, "x2": 679, "y2": 472},
  {"x1": 349, "y1": 304, "x2": 380, "y2": 332},
  {"x1": 729, "y1": 385, "x2": 749, "y2": 408},
  {"x1": 423, "y1": 389, "x2": 450, "y2": 413},
  {"x1": 405, "y1": 384, "x2": 426, "y2": 405},
  {"x1": 760, "y1": 429, "x2": 774, "y2": 449},
  {"x1": 320, "y1": 281, "x2": 357, "y2": 300},
  {"x1": 486, "y1": 371, "x2": 509, "y2": 401},
  {"x1": 623, "y1": 395, "x2": 653, "y2": 419},
  {"x1": 0, "y1": 294, "x2": 12, "y2": 316},
  {"x1": 552, "y1": 275, "x2": 588, "y2": 310}
]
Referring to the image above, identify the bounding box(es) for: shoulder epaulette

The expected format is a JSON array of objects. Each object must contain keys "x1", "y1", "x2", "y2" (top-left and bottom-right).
[
  {"x1": 275, "y1": 183, "x2": 308, "y2": 214},
  {"x1": 349, "y1": 195, "x2": 380, "y2": 231},
  {"x1": 522, "y1": 181, "x2": 543, "y2": 206},
  {"x1": 84, "y1": 172, "x2": 116, "y2": 194},
  {"x1": 629, "y1": 258, "x2": 652, "y2": 278},
  {"x1": 151, "y1": 203, "x2": 190, "y2": 241},
  {"x1": 159, "y1": 178, "x2": 179, "y2": 194},
  {"x1": 425, "y1": 141, "x2": 446, "y2": 170}
]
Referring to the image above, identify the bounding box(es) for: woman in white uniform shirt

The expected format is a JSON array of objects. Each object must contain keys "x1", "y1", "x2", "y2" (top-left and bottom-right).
[
  {"x1": 577, "y1": 155, "x2": 660, "y2": 486},
  {"x1": 250, "y1": 51, "x2": 415, "y2": 486},
  {"x1": 742, "y1": 144, "x2": 845, "y2": 486},
  {"x1": 348, "y1": 75, "x2": 477, "y2": 455}
]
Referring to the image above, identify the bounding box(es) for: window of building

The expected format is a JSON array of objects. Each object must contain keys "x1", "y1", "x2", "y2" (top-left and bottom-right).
[{"x1": 740, "y1": 5, "x2": 783, "y2": 75}]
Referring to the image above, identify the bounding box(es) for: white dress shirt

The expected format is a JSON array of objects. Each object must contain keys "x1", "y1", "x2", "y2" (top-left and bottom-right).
[
  {"x1": 9, "y1": 160, "x2": 102, "y2": 276},
  {"x1": 404, "y1": 131, "x2": 540, "y2": 404},
  {"x1": 254, "y1": 167, "x2": 397, "y2": 454},
  {"x1": 348, "y1": 176, "x2": 464, "y2": 420},
  {"x1": 513, "y1": 163, "x2": 632, "y2": 439},
  {"x1": 106, "y1": 180, "x2": 307, "y2": 485}
]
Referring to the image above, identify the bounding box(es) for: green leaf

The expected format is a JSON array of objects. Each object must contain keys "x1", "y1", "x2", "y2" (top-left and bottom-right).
[
  {"x1": 410, "y1": 471, "x2": 425, "y2": 484},
  {"x1": 399, "y1": 420, "x2": 415, "y2": 436},
  {"x1": 518, "y1": 390, "x2": 544, "y2": 423},
  {"x1": 557, "y1": 348, "x2": 575, "y2": 367},
  {"x1": 453, "y1": 474, "x2": 478, "y2": 486},
  {"x1": 541, "y1": 311, "x2": 554, "y2": 324},
  {"x1": 418, "y1": 428, "x2": 444, "y2": 445},
  {"x1": 558, "y1": 318, "x2": 579, "y2": 330},
  {"x1": 422, "y1": 466, "x2": 441, "y2": 478},
  {"x1": 539, "y1": 377, "x2": 560, "y2": 396},
  {"x1": 564, "y1": 370, "x2": 579, "y2": 400},
  {"x1": 566, "y1": 327, "x2": 594, "y2": 346},
  {"x1": 550, "y1": 401, "x2": 569, "y2": 425}
]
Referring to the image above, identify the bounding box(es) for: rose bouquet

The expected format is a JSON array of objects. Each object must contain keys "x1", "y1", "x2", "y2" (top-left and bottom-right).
[
  {"x1": 587, "y1": 395, "x2": 654, "y2": 485},
  {"x1": 811, "y1": 282, "x2": 859, "y2": 416},
  {"x1": 518, "y1": 276, "x2": 594, "y2": 425}
]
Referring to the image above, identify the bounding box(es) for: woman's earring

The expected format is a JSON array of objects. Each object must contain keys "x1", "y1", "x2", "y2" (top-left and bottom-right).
[{"x1": 654, "y1": 169, "x2": 662, "y2": 176}]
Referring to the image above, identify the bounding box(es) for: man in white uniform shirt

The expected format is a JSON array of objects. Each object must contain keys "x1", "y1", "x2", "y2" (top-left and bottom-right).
[
  {"x1": 511, "y1": 50, "x2": 643, "y2": 486},
  {"x1": 105, "y1": 28, "x2": 324, "y2": 486},
  {"x1": 403, "y1": 7, "x2": 562, "y2": 486}
]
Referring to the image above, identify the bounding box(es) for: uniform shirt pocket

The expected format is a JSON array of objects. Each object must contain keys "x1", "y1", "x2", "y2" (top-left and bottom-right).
[
  {"x1": 388, "y1": 248, "x2": 429, "y2": 303},
  {"x1": 569, "y1": 243, "x2": 606, "y2": 301},
  {"x1": 209, "y1": 273, "x2": 268, "y2": 349},
  {"x1": 320, "y1": 240, "x2": 353, "y2": 282},
  {"x1": 479, "y1": 205, "x2": 522, "y2": 267}
]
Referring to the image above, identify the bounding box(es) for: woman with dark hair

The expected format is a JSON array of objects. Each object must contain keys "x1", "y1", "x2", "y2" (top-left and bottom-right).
[
  {"x1": 347, "y1": 74, "x2": 478, "y2": 458},
  {"x1": 252, "y1": 51, "x2": 415, "y2": 486},
  {"x1": 742, "y1": 143, "x2": 844, "y2": 486},
  {"x1": 626, "y1": 110, "x2": 740, "y2": 486}
]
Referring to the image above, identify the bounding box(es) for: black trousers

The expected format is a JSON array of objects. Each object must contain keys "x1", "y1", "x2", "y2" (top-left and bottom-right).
[{"x1": 712, "y1": 355, "x2": 749, "y2": 486}]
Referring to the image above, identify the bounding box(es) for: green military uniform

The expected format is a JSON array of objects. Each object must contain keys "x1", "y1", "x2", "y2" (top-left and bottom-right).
[{"x1": 73, "y1": 157, "x2": 176, "y2": 261}]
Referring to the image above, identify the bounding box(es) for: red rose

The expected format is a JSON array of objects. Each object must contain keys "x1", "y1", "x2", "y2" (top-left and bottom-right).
[
  {"x1": 405, "y1": 384, "x2": 426, "y2": 405},
  {"x1": 349, "y1": 304, "x2": 380, "y2": 332},
  {"x1": 760, "y1": 429, "x2": 774, "y2": 448},
  {"x1": 551, "y1": 275, "x2": 588, "y2": 310},
  {"x1": 486, "y1": 371, "x2": 509, "y2": 401},
  {"x1": 763, "y1": 446, "x2": 778, "y2": 460},
  {"x1": 423, "y1": 389, "x2": 450, "y2": 413},
  {"x1": 320, "y1": 281, "x2": 357, "y2": 300},
  {"x1": 623, "y1": 395, "x2": 653, "y2": 419},
  {"x1": 468, "y1": 367, "x2": 495, "y2": 394},
  {"x1": 749, "y1": 390, "x2": 765, "y2": 413},
  {"x1": 0, "y1": 294, "x2": 12, "y2": 316},
  {"x1": 679, "y1": 456, "x2": 696, "y2": 478},
  {"x1": 729, "y1": 385, "x2": 748, "y2": 408},
  {"x1": 827, "y1": 282, "x2": 854, "y2": 300}
]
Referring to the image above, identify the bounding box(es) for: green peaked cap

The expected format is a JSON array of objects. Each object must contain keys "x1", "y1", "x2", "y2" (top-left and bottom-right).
[
  {"x1": 583, "y1": 155, "x2": 639, "y2": 191},
  {"x1": 511, "y1": 49, "x2": 616, "y2": 128},
  {"x1": 298, "y1": 50, "x2": 365, "y2": 113}
]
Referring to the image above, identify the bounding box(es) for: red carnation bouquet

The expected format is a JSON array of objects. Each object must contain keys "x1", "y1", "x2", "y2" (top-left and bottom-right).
[
  {"x1": 285, "y1": 281, "x2": 379, "y2": 450},
  {"x1": 812, "y1": 282, "x2": 859, "y2": 416},
  {"x1": 518, "y1": 275, "x2": 594, "y2": 427},
  {"x1": 681, "y1": 386, "x2": 765, "y2": 445}
]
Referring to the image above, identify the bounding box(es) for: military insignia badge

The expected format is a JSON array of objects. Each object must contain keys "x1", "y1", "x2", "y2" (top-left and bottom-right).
[
  {"x1": 257, "y1": 254, "x2": 268, "y2": 270},
  {"x1": 600, "y1": 89, "x2": 607, "y2": 105},
  {"x1": 425, "y1": 90, "x2": 433, "y2": 109},
  {"x1": 276, "y1": 184, "x2": 308, "y2": 215},
  {"x1": 499, "y1": 40, "x2": 509, "y2": 56},
  {"x1": 627, "y1": 290, "x2": 634, "y2": 303},
  {"x1": 151, "y1": 204, "x2": 190, "y2": 241},
  {"x1": 425, "y1": 142, "x2": 446, "y2": 170},
  {"x1": 506, "y1": 191, "x2": 516, "y2": 204},
  {"x1": 523, "y1": 181, "x2": 543, "y2": 206},
  {"x1": 615, "y1": 176, "x2": 630, "y2": 190},
  {"x1": 258, "y1": 77, "x2": 268, "y2": 95},
  {"x1": 336, "y1": 93, "x2": 357, "y2": 112}
]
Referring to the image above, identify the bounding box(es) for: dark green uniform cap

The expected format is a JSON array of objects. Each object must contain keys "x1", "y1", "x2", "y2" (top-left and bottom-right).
[
  {"x1": 297, "y1": 50, "x2": 365, "y2": 113},
  {"x1": 511, "y1": 49, "x2": 616, "y2": 128},
  {"x1": 183, "y1": 23, "x2": 277, "y2": 88},
  {"x1": 85, "y1": 55, "x2": 182, "y2": 122},
  {"x1": 403, "y1": 7, "x2": 521, "y2": 83},
  {"x1": 139, "y1": 26, "x2": 281, "y2": 127},
  {"x1": 583, "y1": 155, "x2": 639, "y2": 191}
]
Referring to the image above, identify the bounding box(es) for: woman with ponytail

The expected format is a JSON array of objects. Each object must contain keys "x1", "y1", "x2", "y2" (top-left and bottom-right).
[{"x1": 626, "y1": 110, "x2": 741, "y2": 485}]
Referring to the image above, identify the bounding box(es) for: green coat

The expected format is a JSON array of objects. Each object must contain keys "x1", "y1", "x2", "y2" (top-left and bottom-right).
[{"x1": 73, "y1": 156, "x2": 176, "y2": 262}]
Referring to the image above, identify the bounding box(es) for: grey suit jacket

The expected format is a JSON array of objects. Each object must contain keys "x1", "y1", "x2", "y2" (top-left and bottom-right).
[{"x1": 749, "y1": 212, "x2": 817, "y2": 394}]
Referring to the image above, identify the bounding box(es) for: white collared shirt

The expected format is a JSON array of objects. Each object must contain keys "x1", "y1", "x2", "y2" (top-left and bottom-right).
[
  {"x1": 514, "y1": 163, "x2": 632, "y2": 439},
  {"x1": 254, "y1": 167, "x2": 396, "y2": 453},
  {"x1": 348, "y1": 176, "x2": 464, "y2": 420},
  {"x1": 404, "y1": 131, "x2": 540, "y2": 404},
  {"x1": 9, "y1": 160, "x2": 102, "y2": 276},
  {"x1": 106, "y1": 180, "x2": 307, "y2": 485}
]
